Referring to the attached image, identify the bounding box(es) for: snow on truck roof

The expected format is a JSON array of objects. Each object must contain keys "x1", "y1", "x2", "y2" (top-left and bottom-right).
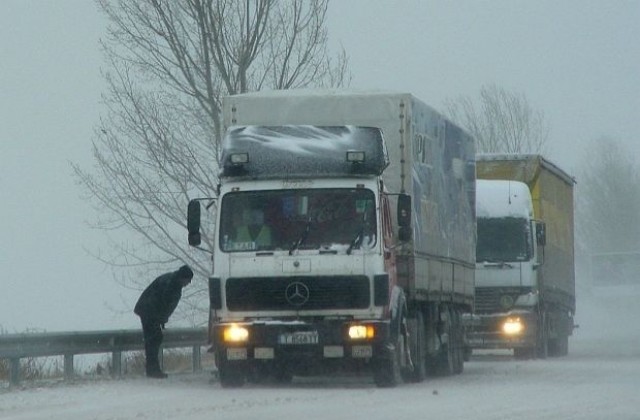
[
  {"x1": 220, "y1": 125, "x2": 389, "y2": 179},
  {"x1": 476, "y1": 179, "x2": 533, "y2": 219}
]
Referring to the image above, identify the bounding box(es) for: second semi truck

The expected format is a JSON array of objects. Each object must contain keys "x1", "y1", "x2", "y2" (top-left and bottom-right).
[{"x1": 469, "y1": 154, "x2": 575, "y2": 358}]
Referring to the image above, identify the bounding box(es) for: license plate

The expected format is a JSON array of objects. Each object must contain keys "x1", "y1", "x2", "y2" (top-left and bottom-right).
[
  {"x1": 226, "y1": 348, "x2": 247, "y2": 360},
  {"x1": 278, "y1": 331, "x2": 319, "y2": 345},
  {"x1": 467, "y1": 337, "x2": 484, "y2": 346},
  {"x1": 351, "y1": 345, "x2": 373, "y2": 358}
]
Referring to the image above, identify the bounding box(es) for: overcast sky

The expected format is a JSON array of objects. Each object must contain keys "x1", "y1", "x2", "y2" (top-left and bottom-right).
[{"x1": 1, "y1": 1, "x2": 638, "y2": 332}]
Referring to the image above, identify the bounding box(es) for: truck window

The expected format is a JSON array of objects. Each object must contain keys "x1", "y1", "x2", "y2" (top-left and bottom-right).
[
  {"x1": 219, "y1": 188, "x2": 377, "y2": 252},
  {"x1": 476, "y1": 217, "x2": 532, "y2": 263}
]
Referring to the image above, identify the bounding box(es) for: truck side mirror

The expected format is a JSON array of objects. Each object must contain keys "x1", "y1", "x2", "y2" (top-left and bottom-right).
[
  {"x1": 187, "y1": 200, "x2": 202, "y2": 246},
  {"x1": 535, "y1": 221, "x2": 546, "y2": 246},
  {"x1": 397, "y1": 194, "x2": 412, "y2": 241},
  {"x1": 397, "y1": 194, "x2": 412, "y2": 227}
]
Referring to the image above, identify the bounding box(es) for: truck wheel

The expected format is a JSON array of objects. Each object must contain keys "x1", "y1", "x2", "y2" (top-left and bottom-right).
[
  {"x1": 463, "y1": 346, "x2": 472, "y2": 362},
  {"x1": 374, "y1": 304, "x2": 407, "y2": 388},
  {"x1": 273, "y1": 365, "x2": 293, "y2": 384},
  {"x1": 433, "y1": 307, "x2": 454, "y2": 376},
  {"x1": 514, "y1": 347, "x2": 534, "y2": 359},
  {"x1": 536, "y1": 313, "x2": 549, "y2": 359},
  {"x1": 404, "y1": 310, "x2": 427, "y2": 383},
  {"x1": 373, "y1": 335, "x2": 403, "y2": 387},
  {"x1": 549, "y1": 333, "x2": 569, "y2": 357},
  {"x1": 218, "y1": 360, "x2": 246, "y2": 388},
  {"x1": 558, "y1": 334, "x2": 569, "y2": 356},
  {"x1": 452, "y1": 310, "x2": 464, "y2": 374}
]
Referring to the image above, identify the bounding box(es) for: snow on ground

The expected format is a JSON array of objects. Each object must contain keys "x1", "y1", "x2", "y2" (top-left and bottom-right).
[
  {"x1": 2, "y1": 350, "x2": 639, "y2": 420},
  {"x1": 2, "y1": 284, "x2": 640, "y2": 420}
]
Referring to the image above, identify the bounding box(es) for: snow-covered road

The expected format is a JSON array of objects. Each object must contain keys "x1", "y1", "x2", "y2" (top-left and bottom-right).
[
  {"x1": 2, "y1": 285, "x2": 640, "y2": 420},
  {"x1": 2, "y1": 338, "x2": 639, "y2": 420}
]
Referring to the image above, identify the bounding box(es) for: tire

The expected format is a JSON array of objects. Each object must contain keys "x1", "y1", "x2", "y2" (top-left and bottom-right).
[
  {"x1": 404, "y1": 310, "x2": 427, "y2": 383},
  {"x1": 513, "y1": 347, "x2": 534, "y2": 359},
  {"x1": 463, "y1": 346, "x2": 472, "y2": 362},
  {"x1": 374, "y1": 302, "x2": 406, "y2": 388},
  {"x1": 452, "y1": 310, "x2": 464, "y2": 374},
  {"x1": 433, "y1": 306, "x2": 454, "y2": 376},
  {"x1": 557, "y1": 333, "x2": 569, "y2": 356},
  {"x1": 549, "y1": 312, "x2": 570, "y2": 357},
  {"x1": 536, "y1": 312, "x2": 549, "y2": 359},
  {"x1": 549, "y1": 333, "x2": 569, "y2": 357},
  {"x1": 273, "y1": 366, "x2": 293, "y2": 384},
  {"x1": 373, "y1": 334, "x2": 403, "y2": 387}
]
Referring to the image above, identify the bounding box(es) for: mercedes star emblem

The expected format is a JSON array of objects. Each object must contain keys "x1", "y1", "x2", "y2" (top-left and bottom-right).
[{"x1": 285, "y1": 281, "x2": 310, "y2": 306}]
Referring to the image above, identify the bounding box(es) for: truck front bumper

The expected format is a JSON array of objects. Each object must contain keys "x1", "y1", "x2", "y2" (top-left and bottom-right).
[
  {"x1": 211, "y1": 319, "x2": 392, "y2": 373},
  {"x1": 466, "y1": 310, "x2": 537, "y2": 350}
]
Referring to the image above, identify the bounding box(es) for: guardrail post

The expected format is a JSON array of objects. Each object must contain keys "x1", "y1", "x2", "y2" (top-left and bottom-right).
[
  {"x1": 192, "y1": 345, "x2": 202, "y2": 372},
  {"x1": 64, "y1": 354, "x2": 74, "y2": 381},
  {"x1": 111, "y1": 351, "x2": 122, "y2": 378},
  {"x1": 10, "y1": 358, "x2": 20, "y2": 387}
]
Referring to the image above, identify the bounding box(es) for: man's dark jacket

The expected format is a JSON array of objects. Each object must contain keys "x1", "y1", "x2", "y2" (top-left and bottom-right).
[{"x1": 134, "y1": 270, "x2": 185, "y2": 324}]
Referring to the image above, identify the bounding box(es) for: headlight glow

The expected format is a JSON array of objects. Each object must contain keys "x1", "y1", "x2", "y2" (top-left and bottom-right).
[
  {"x1": 223, "y1": 324, "x2": 249, "y2": 342},
  {"x1": 502, "y1": 318, "x2": 524, "y2": 335},
  {"x1": 348, "y1": 324, "x2": 375, "y2": 340}
]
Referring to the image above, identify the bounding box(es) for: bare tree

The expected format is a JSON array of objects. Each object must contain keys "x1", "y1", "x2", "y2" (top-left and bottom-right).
[
  {"x1": 445, "y1": 84, "x2": 550, "y2": 154},
  {"x1": 72, "y1": 0, "x2": 349, "y2": 322},
  {"x1": 576, "y1": 137, "x2": 640, "y2": 256}
]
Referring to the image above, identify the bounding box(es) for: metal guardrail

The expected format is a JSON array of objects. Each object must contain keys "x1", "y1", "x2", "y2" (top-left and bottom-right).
[{"x1": 0, "y1": 328, "x2": 208, "y2": 386}]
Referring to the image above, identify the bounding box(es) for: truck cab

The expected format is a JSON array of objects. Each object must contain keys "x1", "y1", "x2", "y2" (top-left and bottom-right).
[
  {"x1": 189, "y1": 125, "x2": 408, "y2": 386},
  {"x1": 471, "y1": 180, "x2": 546, "y2": 355}
]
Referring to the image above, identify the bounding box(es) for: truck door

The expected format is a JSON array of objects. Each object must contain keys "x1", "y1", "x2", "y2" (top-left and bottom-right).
[{"x1": 381, "y1": 194, "x2": 398, "y2": 292}]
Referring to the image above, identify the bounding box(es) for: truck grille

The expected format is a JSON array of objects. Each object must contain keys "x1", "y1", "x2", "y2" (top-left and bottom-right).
[
  {"x1": 226, "y1": 276, "x2": 370, "y2": 311},
  {"x1": 474, "y1": 287, "x2": 531, "y2": 314}
]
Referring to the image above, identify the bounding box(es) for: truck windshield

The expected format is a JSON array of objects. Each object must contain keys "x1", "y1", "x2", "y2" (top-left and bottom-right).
[
  {"x1": 476, "y1": 217, "x2": 532, "y2": 263},
  {"x1": 219, "y1": 188, "x2": 377, "y2": 253}
]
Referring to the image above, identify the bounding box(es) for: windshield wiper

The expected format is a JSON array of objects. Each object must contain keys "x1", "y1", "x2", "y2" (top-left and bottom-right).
[
  {"x1": 346, "y1": 229, "x2": 363, "y2": 255},
  {"x1": 289, "y1": 217, "x2": 312, "y2": 255},
  {"x1": 346, "y1": 212, "x2": 368, "y2": 255}
]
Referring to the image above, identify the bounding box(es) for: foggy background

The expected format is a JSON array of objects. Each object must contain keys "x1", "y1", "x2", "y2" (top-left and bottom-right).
[{"x1": 1, "y1": 0, "x2": 638, "y2": 332}]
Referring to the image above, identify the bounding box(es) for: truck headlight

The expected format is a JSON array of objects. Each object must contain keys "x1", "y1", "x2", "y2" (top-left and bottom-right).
[
  {"x1": 348, "y1": 324, "x2": 375, "y2": 340},
  {"x1": 223, "y1": 324, "x2": 249, "y2": 342},
  {"x1": 502, "y1": 317, "x2": 523, "y2": 335}
]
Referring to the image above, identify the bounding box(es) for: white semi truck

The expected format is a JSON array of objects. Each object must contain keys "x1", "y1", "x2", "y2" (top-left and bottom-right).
[
  {"x1": 468, "y1": 154, "x2": 575, "y2": 358},
  {"x1": 187, "y1": 90, "x2": 476, "y2": 386}
]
